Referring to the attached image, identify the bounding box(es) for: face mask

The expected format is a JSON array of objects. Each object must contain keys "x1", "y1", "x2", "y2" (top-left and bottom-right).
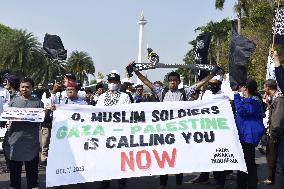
[
  {"x1": 238, "y1": 92, "x2": 244, "y2": 97},
  {"x1": 209, "y1": 84, "x2": 221, "y2": 94},
  {"x1": 108, "y1": 83, "x2": 119, "y2": 91}
]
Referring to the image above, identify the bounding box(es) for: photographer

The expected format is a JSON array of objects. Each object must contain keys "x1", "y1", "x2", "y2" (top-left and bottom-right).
[
  {"x1": 39, "y1": 82, "x2": 54, "y2": 167},
  {"x1": 50, "y1": 76, "x2": 65, "y2": 104}
]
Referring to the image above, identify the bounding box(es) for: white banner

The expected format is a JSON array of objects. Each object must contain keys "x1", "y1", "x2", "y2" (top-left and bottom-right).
[
  {"x1": 0, "y1": 108, "x2": 45, "y2": 122},
  {"x1": 46, "y1": 99, "x2": 246, "y2": 187}
]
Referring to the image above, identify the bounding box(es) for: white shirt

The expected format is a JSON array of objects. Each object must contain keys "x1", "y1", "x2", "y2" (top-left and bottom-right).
[
  {"x1": 60, "y1": 90, "x2": 86, "y2": 100},
  {"x1": 0, "y1": 87, "x2": 10, "y2": 106},
  {"x1": 96, "y1": 91, "x2": 131, "y2": 106},
  {"x1": 41, "y1": 92, "x2": 52, "y2": 108},
  {"x1": 49, "y1": 90, "x2": 86, "y2": 105},
  {"x1": 200, "y1": 90, "x2": 227, "y2": 100}
]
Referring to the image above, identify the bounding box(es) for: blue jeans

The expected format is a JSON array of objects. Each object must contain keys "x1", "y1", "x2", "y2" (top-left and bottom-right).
[{"x1": 275, "y1": 137, "x2": 284, "y2": 189}]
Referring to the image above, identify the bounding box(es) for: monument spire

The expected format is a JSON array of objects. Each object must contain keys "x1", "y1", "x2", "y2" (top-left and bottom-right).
[{"x1": 137, "y1": 11, "x2": 147, "y2": 84}]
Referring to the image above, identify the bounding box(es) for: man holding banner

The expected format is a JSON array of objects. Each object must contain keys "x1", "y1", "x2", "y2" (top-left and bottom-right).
[
  {"x1": 3, "y1": 77, "x2": 44, "y2": 189},
  {"x1": 97, "y1": 71, "x2": 131, "y2": 189},
  {"x1": 130, "y1": 61, "x2": 223, "y2": 189}
]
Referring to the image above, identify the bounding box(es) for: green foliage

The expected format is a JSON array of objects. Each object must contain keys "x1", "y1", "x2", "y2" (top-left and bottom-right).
[
  {"x1": 215, "y1": 0, "x2": 225, "y2": 10},
  {"x1": 248, "y1": 1, "x2": 274, "y2": 26},
  {"x1": 180, "y1": 1, "x2": 284, "y2": 86},
  {"x1": 97, "y1": 72, "x2": 104, "y2": 80},
  {"x1": 0, "y1": 23, "x2": 96, "y2": 85},
  {"x1": 67, "y1": 51, "x2": 95, "y2": 83},
  {"x1": 90, "y1": 79, "x2": 97, "y2": 85},
  {"x1": 0, "y1": 27, "x2": 68, "y2": 84}
]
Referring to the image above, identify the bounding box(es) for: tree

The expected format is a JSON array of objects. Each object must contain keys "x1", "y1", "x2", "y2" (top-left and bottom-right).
[
  {"x1": 31, "y1": 57, "x2": 67, "y2": 84},
  {"x1": 0, "y1": 29, "x2": 41, "y2": 74},
  {"x1": 215, "y1": 0, "x2": 255, "y2": 34},
  {"x1": 67, "y1": 51, "x2": 95, "y2": 83},
  {"x1": 215, "y1": 0, "x2": 225, "y2": 10},
  {"x1": 195, "y1": 19, "x2": 231, "y2": 66}
]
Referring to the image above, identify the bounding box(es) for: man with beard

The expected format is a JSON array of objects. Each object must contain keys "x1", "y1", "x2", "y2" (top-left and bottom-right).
[{"x1": 97, "y1": 71, "x2": 131, "y2": 189}]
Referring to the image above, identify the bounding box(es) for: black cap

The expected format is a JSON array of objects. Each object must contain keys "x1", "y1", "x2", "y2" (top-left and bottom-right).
[
  {"x1": 107, "y1": 73, "x2": 120, "y2": 81},
  {"x1": 135, "y1": 84, "x2": 143, "y2": 89},
  {"x1": 64, "y1": 73, "x2": 76, "y2": 80}
]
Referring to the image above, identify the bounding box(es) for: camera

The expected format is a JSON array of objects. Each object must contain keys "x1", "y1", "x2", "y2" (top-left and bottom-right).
[{"x1": 55, "y1": 75, "x2": 63, "y2": 82}]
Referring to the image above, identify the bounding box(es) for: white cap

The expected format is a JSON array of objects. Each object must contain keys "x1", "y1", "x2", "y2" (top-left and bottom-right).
[
  {"x1": 211, "y1": 75, "x2": 223, "y2": 82},
  {"x1": 110, "y1": 70, "x2": 120, "y2": 75},
  {"x1": 121, "y1": 78, "x2": 133, "y2": 84}
]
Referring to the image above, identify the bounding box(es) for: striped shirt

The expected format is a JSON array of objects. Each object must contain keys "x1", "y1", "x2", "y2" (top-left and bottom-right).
[{"x1": 152, "y1": 84, "x2": 197, "y2": 102}]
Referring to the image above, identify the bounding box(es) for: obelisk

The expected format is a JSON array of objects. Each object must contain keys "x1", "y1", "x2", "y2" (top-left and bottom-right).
[{"x1": 137, "y1": 11, "x2": 147, "y2": 84}]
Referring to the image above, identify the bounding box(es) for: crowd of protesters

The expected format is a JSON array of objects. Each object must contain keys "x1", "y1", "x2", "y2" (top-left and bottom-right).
[{"x1": 0, "y1": 49, "x2": 283, "y2": 189}]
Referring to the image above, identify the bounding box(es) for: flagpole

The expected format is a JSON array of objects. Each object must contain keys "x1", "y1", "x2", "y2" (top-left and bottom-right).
[{"x1": 272, "y1": 0, "x2": 281, "y2": 49}]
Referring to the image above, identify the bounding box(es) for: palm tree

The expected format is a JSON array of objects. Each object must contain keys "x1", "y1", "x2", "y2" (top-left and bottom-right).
[
  {"x1": 215, "y1": 0, "x2": 225, "y2": 10},
  {"x1": 30, "y1": 54, "x2": 67, "y2": 84},
  {"x1": 0, "y1": 29, "x2": 40, "y2": 74},
  {"x1": 195, "y1": 19, "x2": 231, "y2": 64},
  {"x1": 215, "y1": 0, "x2": 253, "y2": 34},
  {"x1": 67, "y1": 51, "x2": 95, "y2": 83},
  {"x1": 0, "y1": 27, "x2": 69, "y2": 84}
]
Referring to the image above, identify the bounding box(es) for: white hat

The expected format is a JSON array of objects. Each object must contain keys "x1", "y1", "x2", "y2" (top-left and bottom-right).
[
  {"x1": 121, "y1": 78, "x2": 133, "y2": 84},
  {"x1": 211, "y1": 75, "x2": 223, "y2": 82},
  {"x1": 110, "y1": 70, "x2": 120, "y2": 75}
]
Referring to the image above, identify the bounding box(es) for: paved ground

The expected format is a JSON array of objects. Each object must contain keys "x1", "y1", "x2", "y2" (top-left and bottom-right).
[{"x1": 0, "y1": 150, "x2": 274, "y2": 189}]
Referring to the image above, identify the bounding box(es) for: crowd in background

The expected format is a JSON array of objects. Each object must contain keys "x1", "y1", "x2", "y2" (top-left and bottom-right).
[{"x1": 0, "y1": 50, "x2": 283, "y2": 189}]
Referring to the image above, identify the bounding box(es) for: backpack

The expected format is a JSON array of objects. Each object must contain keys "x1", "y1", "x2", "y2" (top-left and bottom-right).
[{"x1": 161, "y1": 88, "x2": 187, "y2": 102}]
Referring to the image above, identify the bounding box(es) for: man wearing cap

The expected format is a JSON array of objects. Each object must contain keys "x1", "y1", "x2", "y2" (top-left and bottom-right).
[
  {"x1": 91, "y1": 83, "x2": 104, "y2": 106},
  {"x1": 120, "y1": 78, "x2": 134, "y2": 103},
  {"x1": 41, "y1": 81, "x2": 87, "y2": 170},
  {"x1": 1, "y1": 74, "x2": 20, "y2": 173},
  {"x1": 51, "y1": 73, "x2": 86, "y2": 104},
  {"x1": 97, "y1": 71, "x2": 130, "y2": 189},
  {"x1": 129, "y1": 61, "x2": 222, "y2": 189},
  {"x1": 61, "y1": 81, "x2": 87, "y2": 105},
  {"x1": 64, "y1": 73, "x2": 77, "y2": 86}
]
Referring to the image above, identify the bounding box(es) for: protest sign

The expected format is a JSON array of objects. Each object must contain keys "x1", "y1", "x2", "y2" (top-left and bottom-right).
[
  {"x1": 0, "y1": 108, "x2": 45, "y2": 122},
  {"x1": 46, "y1": 99, "x2": 247, "y2": 187}
]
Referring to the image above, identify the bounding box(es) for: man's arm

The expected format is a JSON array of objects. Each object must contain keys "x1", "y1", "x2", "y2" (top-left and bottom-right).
[
  {"x1": 184, "y1": 65, "x2": 222, "y2": 99},
  {"x1": 195, "y1": 74, "x2": 215, "y2": 90},
  {"x1": 129, "y1": 61, "x2": 154, "y2": 90},
  {"x1": 272, "y1": 50, "x2": 281, "y2": 67},
  {"x1": 195, "y1": 65, "x2": 223, "y2": 89}
]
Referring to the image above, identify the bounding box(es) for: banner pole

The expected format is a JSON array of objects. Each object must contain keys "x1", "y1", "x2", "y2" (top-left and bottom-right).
[{"x1": 272, "y1": 0, "x2": 281, "y2": 49}]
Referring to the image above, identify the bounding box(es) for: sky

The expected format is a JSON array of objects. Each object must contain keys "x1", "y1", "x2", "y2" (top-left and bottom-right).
[{"x1": 0, "y1": 0, "x2": 236, "y2": 83}]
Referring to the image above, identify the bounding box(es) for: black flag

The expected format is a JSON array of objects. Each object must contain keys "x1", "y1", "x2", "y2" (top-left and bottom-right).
[
  {"x1": 194, "y1": 33, "x2": 211, "y2": 80},
  {"x1": 43, "y1": 33, "x2": 67, "y2": 60},
  {"x1": 273, "y1": 5, "x2": 284, "y2": 45},
  {"x1": 229, "y1": 26, "x2": 256, "y2": 90},
  {"x1": 147, "y1": 48, "x2": 159, "y2": 64}
]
